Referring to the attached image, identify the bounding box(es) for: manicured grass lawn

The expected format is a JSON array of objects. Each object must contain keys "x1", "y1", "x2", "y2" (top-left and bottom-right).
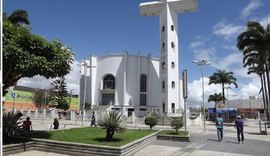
[
  {"x1": 158, "y1": 130, "x2": 189, "y2": 137},
  {"x1": 27, "y1": 127, "x2": 157, "y2": 147}
]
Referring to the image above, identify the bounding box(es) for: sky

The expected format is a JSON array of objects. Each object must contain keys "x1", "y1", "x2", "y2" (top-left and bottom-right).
[{"x1": 3, "y1": 0, "x2": 270, "y2": 108}]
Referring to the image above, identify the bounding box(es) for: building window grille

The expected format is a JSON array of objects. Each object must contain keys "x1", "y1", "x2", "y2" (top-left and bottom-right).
[
  {"x1": 162, "y1": 81, "x2": 165, "y2": 89},
  {"x1": 162, "y1": 26, "x2": 165, "y2": 32},
  {"x1": 162, "y1": 62, "x2": 165, "y2": 69},
  {"x1": 172, "y1": 81, "x2": 175, "y2": 88},
  {"x1": 103, "y1": 74, "x2": 115, "y2": 89},
  {"x1": 162, "y1": 42, "x2": 165, "y2": 49},
  {"x1": 140, "y1": 75, "x2": 147, "y2": 92}
]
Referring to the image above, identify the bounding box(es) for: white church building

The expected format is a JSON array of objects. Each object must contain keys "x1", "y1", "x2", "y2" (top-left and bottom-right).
[
  {"x1": 79, "y1": 52, "x2": 184, "y2": 117},
  {"x1": 79, "y1": 0, "x2": 197, "y2": 117}
]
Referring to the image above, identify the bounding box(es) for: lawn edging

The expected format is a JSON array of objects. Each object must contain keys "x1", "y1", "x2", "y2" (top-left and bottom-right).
[
  {"x1": 3, "y1": 131, "x2": 159, "y2": 156},
  {"x1": 157, "y1": 131, "x2": 190, "y2": 142}
]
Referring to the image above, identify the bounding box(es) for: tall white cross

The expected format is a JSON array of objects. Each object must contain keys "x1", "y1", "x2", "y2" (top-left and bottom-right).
[{"x1": 140, "y1": 0, "x2": 197, "y2": 114}]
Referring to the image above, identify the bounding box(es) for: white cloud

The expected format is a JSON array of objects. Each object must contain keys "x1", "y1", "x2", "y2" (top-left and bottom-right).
[
  {"x1": 189, "y1": 41, "x2": 204, "y2": 49},
  {"x1": 213, "y1": 21, "x2": 243, "y2": 40},
  {"x1": 239, "y1": 78, "x2": 261, "y2": 99},
  {"x1": 241, "y1": 0, "x2": 262, "y2": 19},
  {"x1": 193, "y1": 47, "x2": 216, "y2": 62},
  {"x1": 17, "y1": 59, "x2": 80, "y2": 94},
  {"x1": 211, "y1": 53, "x2": 242, "y2": 70},
  {"x1": 259, "y1": 14, "x2": 270, "y2": 28}
]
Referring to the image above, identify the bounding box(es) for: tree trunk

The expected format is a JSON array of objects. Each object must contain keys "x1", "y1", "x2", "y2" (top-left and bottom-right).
[
  {"x1": 263, "y1": 72, "x2": 269, "y2": 121},
  {"x1": 265, "y1": 66, "x2": 270, "y2": 121},
  {"x1": 106, "y1": 129, "x2": 114, "y2": 141},
  {"x1": 222, "y1": 83, "x2": 225, "y2": 104}
]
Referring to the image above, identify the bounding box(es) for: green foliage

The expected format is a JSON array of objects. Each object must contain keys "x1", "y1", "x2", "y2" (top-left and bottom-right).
[
  {"x1": 3, "y1": 112, "x2": 23, "y2": 144},
  {"x1": 170, "y1": 117, "x2": 183, "y2": 134},
  {"x1": 158, "y1": 130, "x2": 188, "y2": 136},
  {"x1": 32, "y1": 89, "x2": 50, "y2": 108},
  {"x1": 97, "y1": 111, "x2": 126, "y2": 141},
  {"x1": 3, "y1": 10, "x2": 74, "y2": 96},
  {"x1": 50, "y1": 77, "x2": 70, "y2": 110},
  {"x1": 144, "y1": 115, "x2": 158, "y2": 130}
]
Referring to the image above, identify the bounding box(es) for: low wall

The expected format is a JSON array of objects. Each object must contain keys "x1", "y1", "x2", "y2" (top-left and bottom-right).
[{"x1": 3, "y1": 132, "x2": 158, "y2": 156}]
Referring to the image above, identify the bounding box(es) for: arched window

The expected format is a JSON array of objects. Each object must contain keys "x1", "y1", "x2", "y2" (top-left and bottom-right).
[
  {"x1": 162, "y1": 42, "x2": 165, "y2": 48},
  {"x1": 162, "y1": 62, "x2": 165, "y2": 69},
  {"x1": 171, "y1": 42, "x2": 175, "y2": 48},
  {"x1": 140, "y1": 75, "x2": 147, "y2": 92},
  {"x1": 162, "y1": 26, "x2": 165, "y2": 32},
  {"x1": 172, "y1": 81, "x2": 175, "y2": 88},
  {"x1": 162, "y1": 81, "x2": 165, "y2": 89},
  {"x1": 171, "y1": 62, "x2": 175, "y2": 68},
  {"x1": 171, "y1": 25, "x2": 174, "y2": 31},
  {"x1": 103, "y1": 74, "x2": 115, "y2": 89}
]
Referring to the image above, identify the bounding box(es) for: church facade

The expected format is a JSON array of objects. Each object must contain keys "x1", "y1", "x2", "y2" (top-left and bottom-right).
[{"x1": 79, "y1": 52, "x2": 184, "y2": 117}]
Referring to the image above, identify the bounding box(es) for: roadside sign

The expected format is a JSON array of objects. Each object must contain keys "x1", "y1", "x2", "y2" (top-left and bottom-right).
[{"x1": 10, "y1": 91, "x2": 16, "y2": 99}]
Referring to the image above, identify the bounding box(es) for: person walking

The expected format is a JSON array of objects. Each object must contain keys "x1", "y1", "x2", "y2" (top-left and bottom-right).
[
  {"x1": 53, "y1": 118, "x2": 59, "y2": 129},
  {"x1": 216, "y1": 114, "x2": 224, "y2": 142},
  {"x1": 23, "y1": 117, "x2": 32, "y2": 130},
  {"x1": 90, "y1": 112, "x2": 97, "y2": 127},
  {"x1": 235, "y1": 115, "x2": 244, "y2": 144}
]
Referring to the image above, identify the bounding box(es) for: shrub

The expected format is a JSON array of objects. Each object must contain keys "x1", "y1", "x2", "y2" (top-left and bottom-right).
[
  {"x1": 170, "y1": 117, "x2": 183, "y2": 134},
  {"x1": 145, "y1": 115, "x2": 157, "y2": 130},
  {"x1": 97, "y1": 111, "x2": 126, "y2": 141}
]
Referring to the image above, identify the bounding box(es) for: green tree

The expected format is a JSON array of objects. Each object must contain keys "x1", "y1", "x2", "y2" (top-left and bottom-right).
[
  {"x1": 237, "y1": 21, "x2": 270, "y2": 120},
  {"x1": 97, "y1": 111, "x2": 126, "y2": 141},
  {"x1": 144, "y1": 115, "x2": 158, "y2": 130},
  {"x1": 208, "y1": 93, "x2": 223, "y2": 108},
  {"x1": 50, "y1": 77, "x2": 70, "y2": 110},
  {"x1": 170, "y1": 117, "x2": 183, "y2": 134},
  {"x1": 3, "y1": 10, "x2": 74, "y2": 96},
  {"x1": 32, "y1": 89, "x2": 49, "y2": 109},
  {"x1": 209, "y1": 70, "x2": 238, "y2": 104}
]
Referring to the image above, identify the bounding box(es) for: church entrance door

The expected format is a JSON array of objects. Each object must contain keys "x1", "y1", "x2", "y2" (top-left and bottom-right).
[{"x1": 102, "y1": 94, "x2": 114, "y2": 105}]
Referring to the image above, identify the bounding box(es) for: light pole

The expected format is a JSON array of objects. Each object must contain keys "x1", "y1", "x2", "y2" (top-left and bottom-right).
[
  {"x1": 224, "y1": 86, "x2": 231, "y2": 103},
  {"x1": 193, "y1": 59, "x2": 211, "y2": 132},
  {"x1": 78, "y1": 59, "x2": 90, "y2": 127}
]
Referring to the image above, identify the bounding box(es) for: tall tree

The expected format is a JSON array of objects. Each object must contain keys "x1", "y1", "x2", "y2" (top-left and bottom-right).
[
  {"x1": 208, "y1": 93, "x2": 223, "y2": 108},
  {"x1": 237, "y1": 21, "x2": 270, "y2": 120},
  {"x1": 50, "y1": 77, "x2": 69, "y2": 110},
  {"x1": 3, "y1": 10, "x2": 74, "y2": 96},
  {"x1": 209, "y1": 70, "x2": 238, "y2": 104}
]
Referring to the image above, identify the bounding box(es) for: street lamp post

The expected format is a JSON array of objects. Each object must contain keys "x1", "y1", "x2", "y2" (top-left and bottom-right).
[
  {"x1": 224, "y1": 86, "x2": 231, "y2": 104},
  {"x1": 193, "y1": 59, "x2": 211, "y2": 132}
]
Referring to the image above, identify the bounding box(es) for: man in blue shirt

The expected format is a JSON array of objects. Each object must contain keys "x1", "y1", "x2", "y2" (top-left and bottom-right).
[{"x1": 216, "y1": 114, "x2": 224, "y2": 142}]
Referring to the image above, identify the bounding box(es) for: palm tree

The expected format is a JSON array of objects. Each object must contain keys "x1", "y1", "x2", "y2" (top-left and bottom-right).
[
  {"x1": 3, "y1": 112, "x2": 23, "y2": 143},
  {"x1": 208, "y1": 93, "x2": 223, "y2": 108},
  {"x1": 97, "y1": 111, "x2": 126, "y2": 141},
  {"x1": 209, "y1": 70, "x2": 238, "y2": 104},
  {"x1": 237, "y1": 21, "x2": 270, "y2": 120}
]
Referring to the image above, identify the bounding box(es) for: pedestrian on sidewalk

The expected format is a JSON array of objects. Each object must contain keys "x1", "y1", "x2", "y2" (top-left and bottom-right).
[
  {"x1": 235, "y1": 115, "x2": 244, "y2": 144},
  {"x1": 215, "y1": 114, "x2": 224, "y2": 142},
  {"x1": 23, "y1": 117, "x2": 32, "y2": 131},
  {"x1": 90, "y1": 112, "x2": 97, "y2": 127},
  {"x1": 53, "y1": 118, "x2": 59, "y2": 129}
]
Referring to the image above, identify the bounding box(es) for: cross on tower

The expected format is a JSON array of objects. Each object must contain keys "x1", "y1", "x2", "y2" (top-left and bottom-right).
[{"x1": 140, "y1": 0, "x2": 197, "y2": 114}]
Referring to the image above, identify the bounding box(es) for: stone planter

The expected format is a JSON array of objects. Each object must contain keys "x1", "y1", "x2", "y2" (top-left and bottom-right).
[{"x1": 156, "y1": 131, "x2": 190, "y2": 142}]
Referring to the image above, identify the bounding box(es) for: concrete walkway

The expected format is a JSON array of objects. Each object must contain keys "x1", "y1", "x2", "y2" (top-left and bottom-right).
[{"x1": 8, "y1": 118, "x2": 270, "y2": 156}]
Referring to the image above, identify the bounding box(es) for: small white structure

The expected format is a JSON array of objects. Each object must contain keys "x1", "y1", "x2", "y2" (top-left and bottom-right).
[{"x1": 79, "y1": 0, "x2": 197, "y2": 117}]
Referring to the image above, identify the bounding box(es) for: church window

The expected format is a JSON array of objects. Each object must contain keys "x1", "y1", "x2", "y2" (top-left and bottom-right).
[
  {"x1": 162, "y1": 103, "x2": 165, "y2": 113},
  {"x1": 172, "y1": 103, "x2": 175, "y2": 113},
  {"x1": 171, "y1": 62, "x2": 175, "y2": 68},
  {"x1": 162, "y1": 81, "x2": 165, "y2": 89},
  {"x1": 171, "y1": 42, "x2": 175, "y2": 48},
  {"x1": 162, "y1": 62, "x2": 165, "y2": 69},
  {"x1": 140, "y1": 75, "x2": 147, "y2": 92},
  {"x1": 162, "y1": 42, "x2": 165, "y2": 49},
  {"x1": 162, "y1": 26, "x2": 165, "y2": 32},
  {"x1": 171, "y1": 25, "x2": 174, "y2": 31},
  {"x1": 172, "y1": 81, "x2": 175, "y2": 88},
  {"x1": 103, "y1": 74, "x2": 115, "y2": 89},
  {"x1": 140, "y1": 94, "x2": 147, "y2": 106}
]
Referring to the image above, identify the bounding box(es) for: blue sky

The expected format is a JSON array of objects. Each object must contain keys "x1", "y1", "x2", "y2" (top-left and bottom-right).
[{"x1": 3, "y1": 0, "x2": 270, "y2": 107}]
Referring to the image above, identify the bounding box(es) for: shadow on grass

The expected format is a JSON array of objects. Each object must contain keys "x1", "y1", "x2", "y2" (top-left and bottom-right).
[
  {"x1": 94, "y1": 137, "x2": 123, "y2": 142},
  {"x1": 21, "y1": 130, "x2": 52, "y2": 139}
]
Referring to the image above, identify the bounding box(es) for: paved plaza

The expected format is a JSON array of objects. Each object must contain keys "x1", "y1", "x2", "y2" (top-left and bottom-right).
[{"x1": 8, "y1": 118, "x2": 270, "y2": 156}]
